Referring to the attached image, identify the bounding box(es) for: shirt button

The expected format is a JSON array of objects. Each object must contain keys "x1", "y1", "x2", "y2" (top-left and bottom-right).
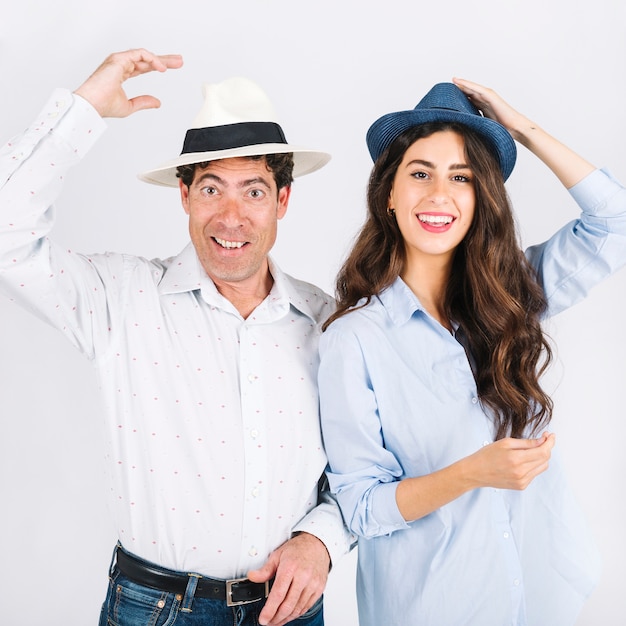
[
  {"x1": 482, "y1": 440, "x2": 490, "y2": 447},
  {"x1": 471, "y1": 397, "x2": 478, "y2": 404},
  {"x1": 249, "y1": 547, "x2": 258, "y2": 557},
  {"x1": 503, "y1": 532, "x2": 510, "y2": 539},
  {"x1": 250, "y1": 429, "x2": 259, "y2": 439},
  {"x1": 247, "y1": 373, "x2": 257, "y2": 383},
  {"x1": 513, "y1": 579, "x2": 520, "y2": 587},
  {"x1": 251, "y1": 487, "x2": 259, "y2": 497}
]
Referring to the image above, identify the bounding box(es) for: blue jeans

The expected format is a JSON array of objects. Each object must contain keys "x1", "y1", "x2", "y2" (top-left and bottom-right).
[{"x1": 99, "y1": 563, "x2": 324, "y2": 626}]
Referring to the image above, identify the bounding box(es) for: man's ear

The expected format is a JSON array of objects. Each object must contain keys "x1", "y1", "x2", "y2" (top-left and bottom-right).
[
  {"x1": 277, "y1": 185, "x2": 291, "y2": 220},
  {"x1": 179, "y1": 179, "x2": 191, "y2": 215}
]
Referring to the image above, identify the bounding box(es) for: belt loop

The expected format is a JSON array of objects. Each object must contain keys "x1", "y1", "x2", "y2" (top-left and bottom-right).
[
  {"x1": 109, "y1": 542, "x2": 122, "y2": 577},
  {"x1": 180, "y1": 573, "x2": 201, "y2": 613}
]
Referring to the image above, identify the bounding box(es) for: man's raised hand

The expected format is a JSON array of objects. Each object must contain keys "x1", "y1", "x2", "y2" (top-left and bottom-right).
[{"x1": 74, "y1": 48, "x2": 183, "y2": 118}]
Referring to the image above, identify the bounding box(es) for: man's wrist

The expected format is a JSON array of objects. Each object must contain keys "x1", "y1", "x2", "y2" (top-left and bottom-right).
[{"x1": 290, "y1": 531, "x2": 331, "y2": 570}]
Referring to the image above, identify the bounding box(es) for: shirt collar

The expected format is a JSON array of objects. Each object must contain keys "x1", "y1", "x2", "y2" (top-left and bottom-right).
[
  {"x1": 266, "y1": 259, "x2": 327, "y2": 323},
  {"x1": 158, "y1": 243, "x2": 204, "y2": 295},
  {"x1": 379, "y1": 277, "x2": 461, "y2": 335},
  {"x1": 378, "y1": 277, "x2": 425, "y2": 326},
  {"x1": 158, "y1": 243, "x2": 319, "y2": 323}
]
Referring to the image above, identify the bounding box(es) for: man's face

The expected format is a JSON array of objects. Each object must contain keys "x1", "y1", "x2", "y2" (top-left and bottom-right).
[{"x1": 180, "y1": 157, "x2": 290, "y2": 291}]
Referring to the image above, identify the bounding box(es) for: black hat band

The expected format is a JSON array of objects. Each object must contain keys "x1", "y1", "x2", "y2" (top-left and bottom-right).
[{"x1": 181, "y1": 121, "x2": 288, "y2": 155}]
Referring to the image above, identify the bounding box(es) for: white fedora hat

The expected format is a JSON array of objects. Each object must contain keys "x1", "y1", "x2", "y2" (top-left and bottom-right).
[{"x1": 138, "y1": 77, "x2": 331, "y2": 187}]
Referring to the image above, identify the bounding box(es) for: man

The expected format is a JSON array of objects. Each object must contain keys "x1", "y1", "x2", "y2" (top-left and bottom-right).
[{"x1": 0, "y1": 49, "x2": 351, "y2": 626}]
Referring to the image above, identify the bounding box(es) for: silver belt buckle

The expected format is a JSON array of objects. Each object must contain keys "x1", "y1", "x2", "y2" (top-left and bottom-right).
[{"x1": 226, "y1": 577, "x2": 269, "y2": 607}]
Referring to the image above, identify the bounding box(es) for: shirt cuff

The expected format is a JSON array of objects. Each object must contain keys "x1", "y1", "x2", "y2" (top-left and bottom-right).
[
  {"x1": 368, "y1": 480, "x2": 411, "y2": 534},
  {"x1": 292, "y1": 500, "x2": 354, "y2": 567},
  {"x1": 54, "y1": 90, "x2": 107, "y2": 157},
  {"x1": 1, "y1": 89, "x2": 107, "y2": 175}
]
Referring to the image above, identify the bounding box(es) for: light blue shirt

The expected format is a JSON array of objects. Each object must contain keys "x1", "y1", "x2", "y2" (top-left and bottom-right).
[{"x1": 319, "y1": 169, "x2": 626, "y2": 626}]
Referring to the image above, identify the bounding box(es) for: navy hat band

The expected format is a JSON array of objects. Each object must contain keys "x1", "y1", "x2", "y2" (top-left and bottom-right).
[{"x1": 181, "y1": 121, "x2": 288, "y2": 155}]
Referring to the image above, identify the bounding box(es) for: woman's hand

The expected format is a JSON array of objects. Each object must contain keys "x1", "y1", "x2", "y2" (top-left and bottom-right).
[
  {"x1": 466, "y1": 433, "x2": 556, "y2": 491},
  {"x1": 396, "y1": 433, "x2": 555, "y2": 522},
  {"x1": 453, "y1": 77, "x2": 595, "y2": 187},
  {"x1": 452, "y1": 77, "x2": 530, "y2": 141}
]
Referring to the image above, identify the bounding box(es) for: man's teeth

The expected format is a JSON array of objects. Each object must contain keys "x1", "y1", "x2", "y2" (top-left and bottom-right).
[
  {"x1": 418, "y1": 214, "x2": 453, "y2": 225},
  {"x1": 215, "y1": 237, "x2": 245, "y2": 249}
]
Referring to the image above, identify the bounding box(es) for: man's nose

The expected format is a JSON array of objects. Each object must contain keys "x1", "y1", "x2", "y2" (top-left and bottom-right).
[{"x1": 217, "y1": 196, "x2": 245, "y2": 225}]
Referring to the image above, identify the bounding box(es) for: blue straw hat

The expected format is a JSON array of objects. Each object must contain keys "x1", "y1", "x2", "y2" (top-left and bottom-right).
[{"x1": 366, "y1": 83, "x2": 517, "y2": 181}]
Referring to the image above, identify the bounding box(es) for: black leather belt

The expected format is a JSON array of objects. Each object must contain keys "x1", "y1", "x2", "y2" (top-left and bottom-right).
[{"x1": 115, "y1": 547, "x2": 270, "y2": 606}]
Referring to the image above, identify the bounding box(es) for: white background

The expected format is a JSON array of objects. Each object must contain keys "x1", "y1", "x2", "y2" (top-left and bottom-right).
[{"x1": 1, "y1": 1, "x2": 625, "y2": 624}]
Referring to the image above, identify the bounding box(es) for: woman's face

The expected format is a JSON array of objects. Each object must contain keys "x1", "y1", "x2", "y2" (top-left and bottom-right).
[{"x1": 389, "y1": 130, "x2": 475, "y2": 270}]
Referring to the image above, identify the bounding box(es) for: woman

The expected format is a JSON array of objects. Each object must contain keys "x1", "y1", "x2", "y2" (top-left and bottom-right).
[{"x1": 318, "y1": 79, "x2": 626, "y2": 625}]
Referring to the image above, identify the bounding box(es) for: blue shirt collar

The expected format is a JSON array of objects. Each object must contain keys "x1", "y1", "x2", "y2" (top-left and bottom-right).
[{"x1": 378, "y1": 277, "x2": 425, "y2": 327}]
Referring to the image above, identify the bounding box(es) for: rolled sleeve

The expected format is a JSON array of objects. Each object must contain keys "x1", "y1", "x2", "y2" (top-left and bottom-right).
[
  {"x1": 319, "y1": 323, "x2": 411, "y2": 539},
  {"x1": 526, "y1": 168, "x2": 626, "y2": 317}
]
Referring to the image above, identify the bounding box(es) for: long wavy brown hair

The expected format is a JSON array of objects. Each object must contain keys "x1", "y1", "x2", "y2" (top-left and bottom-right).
[{"x1": 324, "y1": 122, "x2": 553, "y2": 439}]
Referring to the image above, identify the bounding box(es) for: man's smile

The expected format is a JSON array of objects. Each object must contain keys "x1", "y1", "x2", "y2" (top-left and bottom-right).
[{"x1": 213, "y1": 237, "x2": 247, "y2": 249}]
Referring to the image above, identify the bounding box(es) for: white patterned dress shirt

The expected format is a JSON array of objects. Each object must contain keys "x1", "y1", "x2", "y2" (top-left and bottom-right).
[{"x1": 0, "y1": 89, "x2": 352, "y2": 578}]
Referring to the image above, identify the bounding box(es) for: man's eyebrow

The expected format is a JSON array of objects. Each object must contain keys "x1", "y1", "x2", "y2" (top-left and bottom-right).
[
  {"x1": 194, "y1": 172, "x2": 223, "y2": 186},
  {"x1": 193, "y1": 172, "x2": 272, "y2": 189},
  {"x1": 238, "y1": 176, "x2": 272, "y2": 189}
]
